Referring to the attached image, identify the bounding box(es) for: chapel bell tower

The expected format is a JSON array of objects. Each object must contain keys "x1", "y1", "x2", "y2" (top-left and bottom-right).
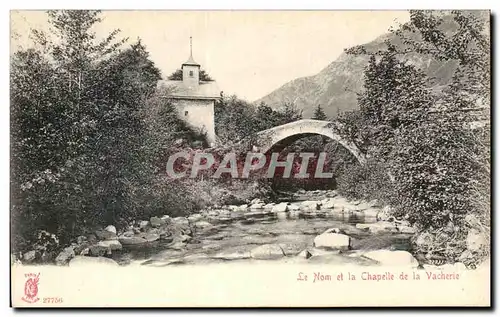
[{"x1": 182, "y1": 36, "x2": 200, "y2": 88}]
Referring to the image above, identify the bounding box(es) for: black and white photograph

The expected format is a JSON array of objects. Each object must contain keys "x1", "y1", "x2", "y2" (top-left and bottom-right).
[{"x1": 9, "y1": 9, "x2": 491, "y2": 307}]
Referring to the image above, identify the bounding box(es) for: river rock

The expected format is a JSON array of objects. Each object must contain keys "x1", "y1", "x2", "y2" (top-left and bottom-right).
[
  {"x1": 160, "y1": 215, "x2": 170, "y2": 222},
  {"x1": 276, "y1": 211, "x2": 288, "y2": 220},
  {"x1": 212, "y1": 250, "x2": 251, "y2": 260},
  {"x1": 362, "y1": 250, "x2": 419, "y2": 267},
  {"x1": 279, "y1": 243, "x2": 308, "y2": 256},
  {"x1": 298, "y1": 249, "x2": 313, "y2": 259},
  {"x1": 244, "y1": 210, "x2": 268, "y2": 217},
  {"x1": 118, "y1": 232, "x2": 160, "y2": 245},
  {"x1": 69, "y1": 256, "x2": 119, "y2": 267},
  {"x1": 250, "y1": 244, "x2": 285, "y2": 260},
  {"x1": 171, "y1": 217, "x2": 189, "y2": 226},
  {"x1": 138, "y1": 220, "x2": 149, "y2": 230},
  {"x1": 23, "y1": 250, "x2": 37, "y2": 263},
  {"x1": 55, "y1": 246, "x2": 75, "y2": 266},
  {"x1": 237, "y1": 204, "x2": 248, "y2": 211},
  {"x1": 300, "y1": 248, "x2": 341, "y2": 259},
  {"x1": 168, "y1": 241, "x2": 186, "y2": 250},
  {"x1": 250, "y1": 203, "x2": 265, "y2": 209},
  {"x1": 95, "y1": 228, "x2": 117, "y2": 240},
  {"x1": 271, "y1": 202, "x2": 288, "y2": 213},
  {"x1": 264, "y1": 203, "x2": 275, "y2": 209},
  {"x1": 98, "y1": 240, "x2": 122, "y2": 251},
  {"x1": 89, "y1": 244, "x2": 110, "y2": 257},
  {"x1": 356, "y1": 222, "x2": 398, "y2": 234},
  {"x1": 150, "y1": 216, "x2": 166, "y2": 228},
  {"x1": 313, "y1": 229, "x2": 351, "y2": 250},
  {"x1": 194, "y1": 221, "x2": 213, "y2": 230},
  {"x1": 288, "y1": 204, "x2": 300, "y2": 211},
  {"x1": 250, "y1": 198, "x2": 263, "y2": 205},
  {"x1": 187, "y1": 214, "x2": 203, "y2": 223},
  {"x1": 301, "y1": 200, "x2": 321, "y2": 210},
  {"x1": 122, "y1": 230, "x2": 135, "y2": 238},
  {"x1": 321, "y1": 199, "x2": 335, "y2": 209},
  {"x1": 466, "y1": 228, "x2": 488, "y2": 252},
  {"x1": 326, "y1": 190, "x2": 338, "y2": 198},
  {"x1": 104, "y1": 225, "x2": 117, "y2": 235},
  {"x1": 177, "y1": 234, "x2": 192, "y2": 243}
]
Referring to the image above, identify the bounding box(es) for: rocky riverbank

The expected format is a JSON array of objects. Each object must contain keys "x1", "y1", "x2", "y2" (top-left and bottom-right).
[{"x1": 13, "y1": 189, "x2": 474, "y2": 270}]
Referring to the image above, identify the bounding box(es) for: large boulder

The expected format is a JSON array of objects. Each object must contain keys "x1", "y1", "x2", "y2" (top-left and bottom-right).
[
  {"x1": 104, "y1": 225, "x2": 117, "y2": 235},
  {"x1": 271, "y1": 202, "x2": 288, "y2": 213},
  {"x1": 313, "y1": 229, "x2": 351, "y2": 250},
  {"x1": 118, "y1": 232, "x2": 160, "y2": 245},
  {"x1": 150, "y1": 216, "x2": 166, "y2": 228},
  {"x1": 250, "y1": 244, "x2": 285, "y2": 260},
  {"x1": 55, "y1": 246, "x2": 75, "y2": 266},
  {"x1": 362, "y1": 250, "x2": 419, "y2": 267},
  {"x1": 69, "y1": 256, "x2": 119, "y2": 267}
]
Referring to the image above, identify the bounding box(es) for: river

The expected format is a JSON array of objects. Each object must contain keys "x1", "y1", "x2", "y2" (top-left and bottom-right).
[{"x1": 110, "y1": 190, "x2": 414, "y2": 267}]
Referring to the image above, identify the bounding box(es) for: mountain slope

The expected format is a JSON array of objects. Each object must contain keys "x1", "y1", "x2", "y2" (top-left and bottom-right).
[{"x1": 255, "y1": 29, "x2": 459, "y2": 119}]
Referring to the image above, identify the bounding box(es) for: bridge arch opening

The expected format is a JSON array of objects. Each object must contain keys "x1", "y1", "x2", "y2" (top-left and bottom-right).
[{"x1": 254, "y1": 119, "x2": 366, "y2": 166}]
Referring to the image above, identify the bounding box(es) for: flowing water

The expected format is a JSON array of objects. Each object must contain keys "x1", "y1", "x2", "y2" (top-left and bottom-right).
[{"x1": 111, "y1": 194, "x2": 413, "y2": 267}]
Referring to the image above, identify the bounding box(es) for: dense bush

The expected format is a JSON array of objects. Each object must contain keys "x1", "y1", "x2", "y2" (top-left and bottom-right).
[{"x1": 338, "y1": 10, "x2": 490, "y2": 265}]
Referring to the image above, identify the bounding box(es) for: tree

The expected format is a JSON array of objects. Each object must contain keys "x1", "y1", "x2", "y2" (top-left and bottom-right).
[
  {"x1": 343, "y1": 10, "x2": 490, "y2": 264},
  {"x1": 312, "y1": 105, "x2": 327, "y2": 120},
  {"x1": 167, "y1": 69, "x2": 214, "y2": 81},
  {"x1": 10, "y1": 10, "x2": 163, "y2": 250}
]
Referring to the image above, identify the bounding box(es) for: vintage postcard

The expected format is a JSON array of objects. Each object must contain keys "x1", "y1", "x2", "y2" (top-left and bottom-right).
[{"x1": 10, "y1": 10, "x2": 490, "y2": 307}]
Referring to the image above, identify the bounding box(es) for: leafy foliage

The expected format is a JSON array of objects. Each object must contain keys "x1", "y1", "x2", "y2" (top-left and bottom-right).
[
  {"x1": 339, "y1": 10, "x2": 490, "y2": 265},
  {"x1": 167, "y1": 69, "x2": 215, "y2": 81},
  {"x1": 312, "y1": 105, "x2": 327, "y2": 120}
]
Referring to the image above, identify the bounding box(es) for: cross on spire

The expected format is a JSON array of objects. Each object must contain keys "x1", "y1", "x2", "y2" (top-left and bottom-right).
[
  {"x1": 190, "y1": 36, "x2": 193, "y2": 56},
  {"x1": 182, "y1": 36, "x2": 200, "y2": 67}
]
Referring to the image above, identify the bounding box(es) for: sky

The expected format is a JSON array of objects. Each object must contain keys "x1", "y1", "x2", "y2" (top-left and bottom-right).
[{"x1": 10, "y1": 10, "x2": 410, "y2": 101}]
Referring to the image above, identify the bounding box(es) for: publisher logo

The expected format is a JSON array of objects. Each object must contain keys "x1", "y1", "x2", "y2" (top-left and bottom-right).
[{"x1": 22, "y1": 273, "x2": 40, "y2": 304}]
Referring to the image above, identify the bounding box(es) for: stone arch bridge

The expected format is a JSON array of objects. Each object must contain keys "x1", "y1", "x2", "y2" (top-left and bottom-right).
[{"x1": 246, "y1": 119, "x2": 366, "y2": 165}]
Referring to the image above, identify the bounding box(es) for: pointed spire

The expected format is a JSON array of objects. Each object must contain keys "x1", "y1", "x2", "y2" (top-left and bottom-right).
[{"x1": 183, "y1": 36, "x2": 200, "y2": 66}]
